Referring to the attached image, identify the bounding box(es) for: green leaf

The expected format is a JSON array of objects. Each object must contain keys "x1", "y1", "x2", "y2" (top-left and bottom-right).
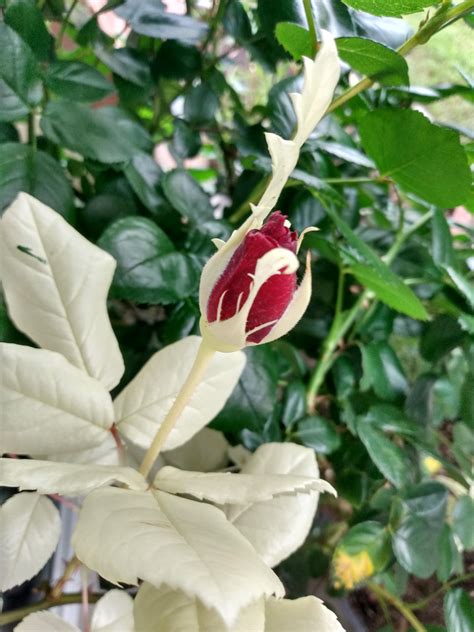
[
  {"x1": 420, "y1": 315, "x2": 464, "y2": 363},
  {"x1": 211, "y1": 346, "x2": 280, "y2": 434},
  {"x1": 333, "y1": 521, "x2": 392, "y2": 588},
  {"x1": 281, "y1": 381, "x2": 306, "y2": 427},
  {"x1": 0, "y1": 122, "x2": 19, "y2": 143},
  {"x1": 154, "y1": 41, "x2": 202, "y2": 80},
  {"x1": 123, "y1": 152, "x2": 163, "y2": 212},
  {"x1": 0, "y1": 143, "x2": 73, "y2": 219},
  {"x1": 341, "y1": 0, "x2": 436, "y2": 17},
  {"x1": 437, "y1": 525, "x2": 463, "y2": 582},
  {"x1": 452, "y1": 496, "x2": 474, "y2": 550},
  {"x1": 432, "y1": 208, "x2": 455, "y2": 269},
  {"x1": 0, "y1": 23, "x2": 42, "y2": 110},
  {"x1": 359, "y1": 109, "x2": 471, "y2": 207},
  {"x1": 316, "y1": 140, "x2": 375, "y2": 168},
  {"x1": 172, "y1": 119, "x2": 201, "y2": 159},
  {"x1": 275, "y1": 22, "x2": 312, "y2": 61},
  {"x1": 336, "y1": 37, "x2": 408, "y2": 85},
  {"x1": 98, "y1": 217, "x2": 199, "y2": 304},
  {"x1": 296, "y1": 416, "x2": 341, "y2": 454},
  {"x1": 184, "y1": 83, "x2": 219, "y2": 126},
  {"x1": 392, "y1": 483, "x2": 448, "y2": 578},
  {"x1": 41, "y1": 102, "x2": 152, "y2": 163},
  {"x1": 446, "y1": 266, "x2": 474, "y2": 308},
  {"x1": 0, "y1": 79, "x2": 29, "y2": 121},
  {"x1": 361, "y1": 341, "x2": 407, "y2": 401},
  {"x1": 444, "y1": 589, "x2": 474, "y2": 632},
  {"x1": 323, "y1": 204, "x2": 428, "y2": 320},
  {"x1": 115, "y1": 0, "x2": 208, "y2": 44},
  {"x1": 162, "y1": 169, "x2": 213, "y2": 221},
  {"x1": 45, "y1": 61, "x2": 114, "y2": 102},
  {"x1": 96, "y1": 46, "x2": 152, "y2": 88},
  {"x1": 363, "y1": 404, "x2": 418, "y2": 436},
  {"x1": 5, "y1": 0, "x2": 53, "y2": 61},
  {"x1": 356, "y1": 416, "x2": 412, "y2": 488}
]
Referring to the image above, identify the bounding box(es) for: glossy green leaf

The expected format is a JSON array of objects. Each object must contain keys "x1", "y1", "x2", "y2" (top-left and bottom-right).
[
  {"x1": 392, "y1": 483, "x2": 448, "y2": 578},
  {"x1": 357, "y1": 416, "x2": 412, "y2": 488},
  {"x1": 0, "y1": 23, "x2": 42, "y2": 110},
  {"x1": 281, "y1": 381, "x2": 306, "y2": 427},
  {"x1": 341, "y1": 0, "x2": 436, "y2": 17},
  {"x1": 296, "y1": 416, "x2": 341, "y2": 454},
  {"x1": 98, "y1": 217, "x2": 199, "y2": 304},
  {"x1": 337, "y1": 37, "x2": 408, "y2": 85},
  {"x1": 444, "y1": 589, "x2": 474, "y2": 632},
  {"x1": 275, "y1": 22, "x2": 313, "y2": 61},
  {"x1": 172, "y1": 119, "x2": 201, "y2": 159},
  {"x1": 96, "y1": 46, "x2": 152, "y2": 87},
  {"x1": 359, "y1": 109, "x2": 471, "y2": 207},
  {"x1": 0, "y1": 78, "x2": 29, "y2": 121},
  {"x1": 123, "y1": 152, "x2": 163, "y2": 212},
  {"x1": 116, "y1": 0, "x2": 208, "y2": 44},
  {"x1": 452, "y1": 496, "x2": 474, "y2": 550},
  {"x1": 446, "y1": 266, "x2": 474, "y2": 308},
  {"x1": 420, "y1": 315, "x2": 464, "y2": 363},
  {"x1": 5, "y1": 0, "x2": 52, "y2": 61},
  {"x1": 162, "y1": 169, "x2": 213, "y2": 221},
  {"x1": 45, "y1": 61, "x2": 114, "y2": 102},
  {"x1": 432, "y1": 208, "x2": 455, "y2": 269},
  {"x1": 184, "y1": 83, "x2": 219, "y2": 126},
  {"x1": 0, "y1": 143, "x2": 73, "y2": 218},
  {"x1": 361, "y1": 341, "x2": 407, "y2": 401},
  {"x1": 41, "y1": 103, "x2": 152, "y2": 163},
  {"x1": 334, "y1": 521, "x2": 392, "y2": 584},
  {"x1": 324, "y1": 205, "x2": 428, "y2": 320}
]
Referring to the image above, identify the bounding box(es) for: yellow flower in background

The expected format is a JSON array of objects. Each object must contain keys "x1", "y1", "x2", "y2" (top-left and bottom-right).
[
  {"x1": 423, "y1": 455, "x2": 442, "y2": 475},
  {"x1": 333, "y1": 549, "x2": 374, "y2": 590}
]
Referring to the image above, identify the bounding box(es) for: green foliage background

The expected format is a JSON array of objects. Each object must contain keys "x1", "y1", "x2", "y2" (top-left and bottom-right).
[{"x1": 1, "y1": 0, "x2": 473, "y2": 629}]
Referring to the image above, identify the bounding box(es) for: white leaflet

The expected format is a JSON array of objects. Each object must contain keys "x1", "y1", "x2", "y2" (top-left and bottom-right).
[
  {"x1": 0, "y1": 492, "x2": 61, "y2": 591},
  {"x1": 0, "y1": 193, "x2": 124, "y2": 390},
  {"x1": 91, "y1": 590, "x2": 134, "y2": 632},
  {"x1": 1, "y1": 344, "x2": 113, "y2": 455},
  {"x1": 0, "y1": 459, "x2": 146, "y2": 496},
  {"x1": 114, "y1": 336, "x2": 245, "y2": 451},
  {"x1": 44, "y1": 433, "x2": 120, "y2": 467},
  {"x1": 154, "y1": 466, "x2": 336, "y2": 504},
  {"x1": 265, "y1": 596, "x2": 346, "y2": 632},
  {"x1": 134, "y1": 583, "x2": 265, "y2": 632},
  {"x1": 73, "y1": 488, "x2": 284, "y2": 627},
  {"x1": 164, "y1": 427, "x2": 229, "y2": 472},
  {"x1": 14, "y1": 612, "x2": 79, "y2": 632},
  {"x1": 225, "y1": 443, "x2": 324, "y2": 567}
]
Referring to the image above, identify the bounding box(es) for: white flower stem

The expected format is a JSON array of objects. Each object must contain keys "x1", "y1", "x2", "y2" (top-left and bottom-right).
[{"x1": 139, "y1": 340, "x2": 216, "y2": 479}]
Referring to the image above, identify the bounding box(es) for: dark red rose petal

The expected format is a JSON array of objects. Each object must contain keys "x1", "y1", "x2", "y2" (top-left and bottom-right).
[{"x1": 207, "y1": 211, "x2": 298, "y2": 342}]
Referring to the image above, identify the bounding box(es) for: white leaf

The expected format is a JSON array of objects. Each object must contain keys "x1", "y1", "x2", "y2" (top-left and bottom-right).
[
  {"x1": 134, "y1": 583, "x2": 265, "y2": 632},
  {"x1": 0, "y1": 459, "x2": 146, "y2": 496},
  {"x1": 164, "y1": 427, "x2": 229, "y2": 472},
  {"x1": 154, "y1": 466, "x2": 336, "y2": 505},
  {"x1": 0, "y1": 193, "x2": 124, "y2": 390},
  {"x1": 114, "y1": 336, "x2": 245, "y2": 451},
  {"x1": 91, "y1": 590, "x2": 134, "y2": 632},
  {"x1": 225, "y1": 443, "x2": 323, "y2": 568},
  {"x1": 73, "y1": 488, "x2": 284, "y2": 627},
  {"x1": 14, "y1": 612, "x2": 79, "y2": 632},
  {"x1": 1, "y1": 344, "x2": 113, "y2": 455},
  {"x1": 265, "y1": 596, "x2": 346, "y2": 632},
  {"x1": 44, "y1": 433, "x2": 120, "y2": 467},
  {"x1": 0, "y1": 492, "x2": 61, "y2": 591}
]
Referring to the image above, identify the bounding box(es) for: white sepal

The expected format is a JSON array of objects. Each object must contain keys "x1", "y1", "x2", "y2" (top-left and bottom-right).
[
  {"x1": 154, "y1": 466, "x2": 336, "y2": 504},
  {"x1": 114, "y1": 336, "x2": 245, "y2": 451},
  {"x1": 14, "y1": 612, "x2": 79, "y2": 632},
  {"x1": 225, "y1": 443, "x2": 324, "y2": 567},
  {"x1": 91, "y1": 590, "x2": 134, "y2": 632},
  {"x1": 0, "y1": 193, "x2": 124, "y2": 390},
  {"x1": 164, "y1": 427, "x2": 229, "y2": 472},
  {"x1": 1, "y1": 344, "x2": 113, "y2": 455},
  {"x1": 72, "y1": 488, "x2": 284, "y2": 628},
  {"x1": 0, "y1": 458, "x2": 146, "y2": 496},
  {"x1": 1, "y1": 492, "x2": 61, "y2": 591},
  {"x1": 265, "y1": 596, "x2": 346, "y2": 632}
]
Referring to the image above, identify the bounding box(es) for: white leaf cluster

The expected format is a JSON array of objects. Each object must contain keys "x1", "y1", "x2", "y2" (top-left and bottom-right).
[{"x1": 1, "y1": 31, "x2": 345, "y2": 630}]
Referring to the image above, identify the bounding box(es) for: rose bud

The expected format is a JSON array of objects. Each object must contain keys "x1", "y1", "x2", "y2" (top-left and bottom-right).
[{"x1": 199, "y1": 211, "x2": 314, "y2": 352}]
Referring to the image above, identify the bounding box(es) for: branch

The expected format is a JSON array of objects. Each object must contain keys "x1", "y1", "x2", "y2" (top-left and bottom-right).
[{"x1": 0, "y1": 593, "x2": 102, "y2": 626}]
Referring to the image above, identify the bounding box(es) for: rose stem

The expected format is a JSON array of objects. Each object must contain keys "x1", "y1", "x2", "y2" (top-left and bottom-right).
[{"x1": 139, "y1": 340, "x2": 216, "y2": 479}]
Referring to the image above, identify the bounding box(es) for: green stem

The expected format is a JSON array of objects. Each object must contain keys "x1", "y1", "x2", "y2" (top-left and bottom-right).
[
  {"x1": 306, "y1": 209, "x2": 434, "y2": 410},
  {"x1": 202, "y1": 0, "x2": 228, "y2": 52},
  {"x1": 408, "y1": 572, "x2": 474, "y2": 611},
  {"x1": 369, "y1": 583, "x2": 427, "y2": 632},
  {"x1": 27, "y1": 112, "x2": 36, "y2": 151},
  {"x1": 139, "y1": 340, "x2": 216, "y2": 479},
  {"x1": 57, "y1": 0, "x2": 79, "y2": 48},
  {"x1": 0, "y1": 593, "x2": 102, "y2": 626},
  {"x1": 323, "y1": 176, "x2": 387, "y2": 185},
  {"x1": 327, "y1": 0, "x2": 474, "y2": 114},
  {"x1": 302, "y1": 0, "x2": 318, "y2": 54}
]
